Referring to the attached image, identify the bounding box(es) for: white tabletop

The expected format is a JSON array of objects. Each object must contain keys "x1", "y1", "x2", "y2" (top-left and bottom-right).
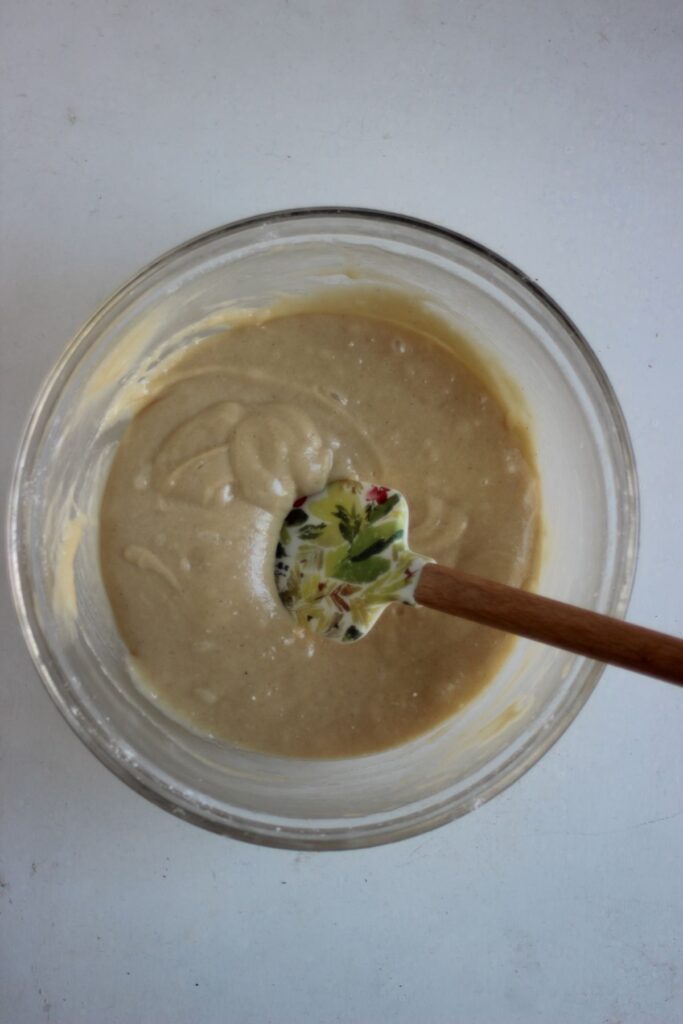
[{"x1": 2, "y1": 2, "x2": 682, "y2": 1022}]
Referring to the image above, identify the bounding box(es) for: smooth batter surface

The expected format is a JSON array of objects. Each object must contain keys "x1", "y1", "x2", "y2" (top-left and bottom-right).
[{"x1": 100, "y1": 299, "x2": 539, "y2": 757}]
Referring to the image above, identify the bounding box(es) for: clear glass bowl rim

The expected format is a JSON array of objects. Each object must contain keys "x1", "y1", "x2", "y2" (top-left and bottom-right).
[{"x1": 7, "y1": 207, "x2": 640, "y2": 849}]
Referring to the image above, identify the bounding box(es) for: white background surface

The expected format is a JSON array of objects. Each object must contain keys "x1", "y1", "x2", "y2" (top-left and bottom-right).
[{"x1": 2, "y1": 2, "x2": 682, "y2": 1022}]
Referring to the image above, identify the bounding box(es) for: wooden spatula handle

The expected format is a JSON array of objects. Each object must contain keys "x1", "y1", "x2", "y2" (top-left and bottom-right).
[{"x1": 415, "y1": 563, "x2": 683, "y2": 686}]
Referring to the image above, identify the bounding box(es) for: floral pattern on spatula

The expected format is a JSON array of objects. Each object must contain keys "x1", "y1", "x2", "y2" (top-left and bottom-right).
[{"x1": 275, "y1": 479, "x2": 430, "y2": 642}]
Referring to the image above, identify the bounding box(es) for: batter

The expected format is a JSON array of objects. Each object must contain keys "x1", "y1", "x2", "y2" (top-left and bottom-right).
[{"x1": 100, "y1": 295, "x2": 540, "y2": 757}]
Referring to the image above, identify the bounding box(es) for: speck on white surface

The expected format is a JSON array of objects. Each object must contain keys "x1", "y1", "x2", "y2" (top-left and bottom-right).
[{"x1": 1, "y1": 2, "x2": 682, "y2": 1023}]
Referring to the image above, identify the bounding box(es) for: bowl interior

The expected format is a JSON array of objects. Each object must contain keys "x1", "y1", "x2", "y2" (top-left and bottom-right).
[{"x1": 9, "y1": 211, "x2": 638, "y2": 848}]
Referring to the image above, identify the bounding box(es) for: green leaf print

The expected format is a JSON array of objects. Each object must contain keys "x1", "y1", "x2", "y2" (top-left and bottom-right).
[
  {"x1": 366, "y1": 492, "x2": 400, "y2": 522},
  {"x1": 333, "y1": 503, "x2": 363, "y2": 544},
  {"x1": 298, "y1": 522, "x2": 327, "y2": 540},
  {"x1": 331, "y1": 555, "x2": 391, "y2": 584},
  {"x1": 349, "y1": 529, "x2": 403, "y2": 562},
  {"x1": 348, "y1": 521, "x2": 404, "y2": 560}
]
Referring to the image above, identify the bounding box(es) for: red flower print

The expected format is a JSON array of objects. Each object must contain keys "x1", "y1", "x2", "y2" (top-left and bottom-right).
[
  {"x1": 367, "y1": 485, "x2": 390, "y2": 505},
  {"x1": 293, "y1": 495, "x2": 308, "y2": 508}
]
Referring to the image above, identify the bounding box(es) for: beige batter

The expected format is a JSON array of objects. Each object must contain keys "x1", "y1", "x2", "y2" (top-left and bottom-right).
[{"x1": 100, "y1": 295, "x2": 540, "y2": 757}]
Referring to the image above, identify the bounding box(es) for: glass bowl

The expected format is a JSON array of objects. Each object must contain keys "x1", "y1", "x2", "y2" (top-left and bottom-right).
[{"x1": 7, "y1": 209, "x2": 639, "y2": 849}]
